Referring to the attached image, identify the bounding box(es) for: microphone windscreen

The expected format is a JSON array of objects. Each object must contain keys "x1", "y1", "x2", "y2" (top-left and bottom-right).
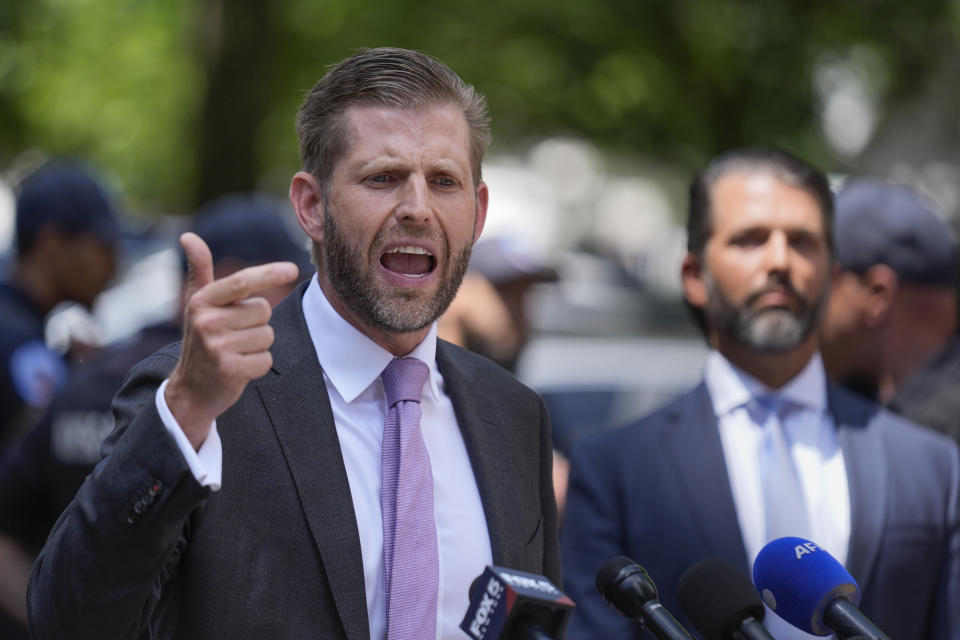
[
  {"x1": 595, "y1": 555, "x2": 636, "y2": 595},
  {"x1": 677, "y1": 558, "x2": 765, "y2": 640},
  {"x1": 752, "y1": 537, "x2": 860, "y2": 636}
]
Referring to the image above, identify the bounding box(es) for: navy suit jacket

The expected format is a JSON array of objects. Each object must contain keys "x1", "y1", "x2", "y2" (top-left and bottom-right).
[
  {"x1": 561, "y1": 381, "x2": 960, "y2": 639},
  {"x1": 28, "y1": 281, "x2": 560, "y2": 640}
]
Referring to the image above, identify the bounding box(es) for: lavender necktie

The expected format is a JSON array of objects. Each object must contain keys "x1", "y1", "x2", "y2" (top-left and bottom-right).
[{"x1": 380, "y1": 357, "x2": 438, "y2": 640}]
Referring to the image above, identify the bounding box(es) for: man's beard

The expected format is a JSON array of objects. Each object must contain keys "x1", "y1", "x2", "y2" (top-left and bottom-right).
[
  {"x1": 321, "y1": 204, "x2": 474, "y2": 334},
  {"x1": 704, "y1": 273, "x2": 827, "y2": 353}
]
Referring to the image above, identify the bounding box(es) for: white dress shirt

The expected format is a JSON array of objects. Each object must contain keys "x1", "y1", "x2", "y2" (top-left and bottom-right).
[
  {"x1": 704, "y1": 350, "x2": 849, "y2": 640},
  {"x1": 157, "y1": 275, "x2": 492, "y2": 640}
]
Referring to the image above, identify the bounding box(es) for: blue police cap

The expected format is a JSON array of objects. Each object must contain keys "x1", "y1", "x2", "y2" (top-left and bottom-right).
[
  {"x1": 191, "y1": 193, "x2": 310, "y2": 271},
  {"x1": 834, "y1": 179, "x2": 957, "y2": 287},
  {"x1": 16, "y1": 163, "x2": 121, "y2": 246}
]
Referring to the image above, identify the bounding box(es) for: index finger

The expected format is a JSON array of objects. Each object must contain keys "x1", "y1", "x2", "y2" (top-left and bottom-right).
[
  {"x1": 180, "y1": 232, "x2": 215, "y2": 301},
  {"x1": 198, "y1": 261, "x2": 300, "y2": 307}
]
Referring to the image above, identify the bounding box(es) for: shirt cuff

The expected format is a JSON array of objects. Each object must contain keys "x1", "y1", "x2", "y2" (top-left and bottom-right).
[{"x1": 155, "y1": 379, "x2": 223, "y2": 491}]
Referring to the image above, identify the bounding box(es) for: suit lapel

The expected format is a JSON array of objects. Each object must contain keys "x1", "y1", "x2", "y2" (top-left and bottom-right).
[
  {"x1": 830, "y1": 385, "x2": 887, "y2": 589},
  {"x1": 663, "y1": 384, "x2": 749, "y2": 569},
  {"x1": 435, "y1": 342, "x2": 513, "y2": 562},
  {"x1": 255, "y1": 283, "x2": 369, "y2": 640}
]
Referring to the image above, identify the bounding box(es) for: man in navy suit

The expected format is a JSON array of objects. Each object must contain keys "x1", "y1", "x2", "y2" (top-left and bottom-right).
[
  {"x1": 28, "y1": 48, "x2": 559, "y2": 640},
  {"x1": 561, "y1": 147, "x2": 960, "y2": 639}
]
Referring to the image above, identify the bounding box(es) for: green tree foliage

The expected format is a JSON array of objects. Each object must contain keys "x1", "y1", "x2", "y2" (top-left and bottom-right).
[
  {"x1": 1, "y1": 0, "x2": 957, "y2": 212},
  {"x1": 1, "y1": 0, "x2": 200, "y2": 211}
]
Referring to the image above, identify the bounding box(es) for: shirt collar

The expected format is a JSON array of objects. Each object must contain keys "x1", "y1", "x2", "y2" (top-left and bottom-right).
[
  {"x1": 301, "y1": 275, "x2": 440, "y2": 403},
  {"x1": 704, "y1": 349, "x2": 827, "y2": 417}
]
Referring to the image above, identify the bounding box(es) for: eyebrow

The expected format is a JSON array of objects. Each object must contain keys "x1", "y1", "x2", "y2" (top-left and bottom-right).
[
  {"x1": 352, "y1": 156, "x2": 469, "y2": 179},
  {"x1": 726, "y1": 224, "x2": 824, "y2": 241}
]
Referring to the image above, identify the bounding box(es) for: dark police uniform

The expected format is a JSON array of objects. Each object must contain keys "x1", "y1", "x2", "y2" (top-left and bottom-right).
[
  {"x1": 0, "y1": 282, "x2": 67, "y2": 455},
  {"x1": 890, "y1": 336, "x2": 960, "y2": 443},
  {"x1": 0, "y1": 322, "x2": 180, "y2": 640}
]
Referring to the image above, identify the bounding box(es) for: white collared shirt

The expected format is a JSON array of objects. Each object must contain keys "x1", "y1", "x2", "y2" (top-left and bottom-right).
[
  {"x1": 704, "y1": 350, "x2": 849, "y2": 640},
  {"x1": 158, "y1": 275, "x2": 492, "y2": 640}
]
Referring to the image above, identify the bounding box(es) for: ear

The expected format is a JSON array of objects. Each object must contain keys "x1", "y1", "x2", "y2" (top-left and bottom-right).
[
  {"x1": 472, "y1": 181, "x2": 489, "y2": 245},
  {"x1": 290, "y1": 171, "x2": 325, "y2": 245},
  {"x1": 681, "y1": 252, "x2": 708, "y2": 309},
  {"x1": 862, "y1": 264, "x2": 899, "y2": 327}
]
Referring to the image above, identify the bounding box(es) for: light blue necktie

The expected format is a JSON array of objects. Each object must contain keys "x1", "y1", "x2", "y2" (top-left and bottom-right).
[
  {"x1": 756, "y1": 397, "x2": 827, "y2": 640},
  {"x1": 380, "y1": 357, "x2": 438, "y2": 640},
  {"x1": 757, "y1": 396, "x2": 810, "y2": 542}
]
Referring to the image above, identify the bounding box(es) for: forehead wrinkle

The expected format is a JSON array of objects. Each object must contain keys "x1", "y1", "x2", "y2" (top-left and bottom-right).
[{"x1": 335, "y1": 104, "x2": 473, "y2": 184}]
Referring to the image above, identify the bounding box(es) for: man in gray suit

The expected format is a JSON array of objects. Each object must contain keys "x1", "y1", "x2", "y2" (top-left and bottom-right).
[
  {"x1": 29, "y1": 48, "x2": 559, "y2": 640},
  {"x1": 561, "y1": 147, "x2": 959, "y2": 639}
]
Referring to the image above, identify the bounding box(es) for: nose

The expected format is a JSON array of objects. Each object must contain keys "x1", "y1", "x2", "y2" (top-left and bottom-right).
[
  {"x1": 395, "y1": 174, "x2": 433, "y2": 225},
  {"x1": 763, "y1": 231, "x2": 790, "y2": 273}
]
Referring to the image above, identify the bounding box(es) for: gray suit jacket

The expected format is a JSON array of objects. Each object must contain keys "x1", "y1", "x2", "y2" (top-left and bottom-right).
[
  {"x1": 561, "y1": 381, "x2": 960, "y2": 639},
  {"x1": 28, "y1": 282, "x2": 560, "y2": 639}
]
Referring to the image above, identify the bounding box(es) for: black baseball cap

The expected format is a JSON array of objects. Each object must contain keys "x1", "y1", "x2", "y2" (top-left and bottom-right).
[
  {"x1": 16, "y1": 163, "x2": 122, "y2": 247},
  {"x1": 191, "y1": 193, "x2": 310, "y2": 272},
  {"x1": 834, "y1": 179, "x2": 957, "y2": 287}
]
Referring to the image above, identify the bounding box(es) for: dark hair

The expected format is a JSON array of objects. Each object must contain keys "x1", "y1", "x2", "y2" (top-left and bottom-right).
[
  {"x1": 687, "y1": 146, "x2": 834, "y2": 257},
  {"x1": 296, "y1": 47, "x2": 490, "y2": 188},
  {"x1": 684, "y1": 146, "x2": 834, "y2": 336}
]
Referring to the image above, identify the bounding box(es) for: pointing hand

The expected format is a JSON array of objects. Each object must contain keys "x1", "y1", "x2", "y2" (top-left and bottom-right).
[{"x1": 165, "y1": 232, "x2": 299, "y2": 449}]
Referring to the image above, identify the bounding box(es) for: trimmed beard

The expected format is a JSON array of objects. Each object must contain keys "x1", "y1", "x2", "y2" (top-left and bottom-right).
[
  {"x1": 321, "y1": 202, "x2": 474, "y2": 334},
  {"x1": 704, "y1": 272, "x2": 827, "y2": 353}
]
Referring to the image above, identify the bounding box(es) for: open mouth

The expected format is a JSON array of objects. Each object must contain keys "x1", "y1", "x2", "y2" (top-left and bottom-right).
[{"x1": 380, "y1": 245, "x2": 436, "y2": 277}]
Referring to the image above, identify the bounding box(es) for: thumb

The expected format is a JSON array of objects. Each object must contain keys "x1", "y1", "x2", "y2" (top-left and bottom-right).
[{"x1": 180, "y1": 232, "x2": 215, "y2": 300}]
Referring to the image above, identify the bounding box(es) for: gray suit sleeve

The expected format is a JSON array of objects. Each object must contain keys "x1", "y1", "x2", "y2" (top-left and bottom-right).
[{"x1": 27, "y1": 350, "x2": 210, "y2": 640}]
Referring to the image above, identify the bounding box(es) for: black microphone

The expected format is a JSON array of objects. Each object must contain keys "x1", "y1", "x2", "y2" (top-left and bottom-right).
[
  {"x1": 677, "y1": 558, "x2": 775, "y2": 640},
  {"x1": 753, "y1": 537, "x2": 890, "y2": 640},
  {"x1": 595, "y1": 556, "x2": 695, "y2": 640},
  {"x1": 460, "y1": 566, "x2": 574, "y2": 639}
]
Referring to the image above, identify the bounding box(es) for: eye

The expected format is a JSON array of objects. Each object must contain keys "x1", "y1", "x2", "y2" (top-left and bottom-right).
[
  {"x1": 789, "y1": 231, "x2": 823, "y2": 253},
  {"x1": 366, "y1": 173, "x2": 394, "y2": 185},
  {"x1": 432, "y1": 176, "x2": 458, "y2": 188},
  {"x1": 730, "y1": 229, "x2": 768, "y2": 247}
]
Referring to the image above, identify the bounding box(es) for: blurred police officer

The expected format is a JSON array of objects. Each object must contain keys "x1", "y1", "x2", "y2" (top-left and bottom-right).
[
  {"x1": 0, "y1": 163, "x2": 120, "y2": 455},
  {"x1": 0, "y1": 193, "x2": 308, "y2": 638},
  {"x1": 820, "y1": 179, "x2": 960, "y2": 441}
]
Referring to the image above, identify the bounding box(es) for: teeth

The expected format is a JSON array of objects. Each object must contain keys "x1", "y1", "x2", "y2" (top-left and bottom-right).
[{"x1": 386, "y1": 245, "x2": 432, "y2": 256}]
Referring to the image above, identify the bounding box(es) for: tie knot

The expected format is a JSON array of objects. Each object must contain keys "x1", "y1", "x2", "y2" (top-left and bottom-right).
[
  {"x1": 381, "y1": 357, "x2": 429, "y2": 407},
  {"x1": 755, "y1": 394, "x2": 797, "y2": 421}
]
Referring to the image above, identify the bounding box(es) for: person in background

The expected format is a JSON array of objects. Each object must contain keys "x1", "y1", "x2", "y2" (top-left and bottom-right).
[
  {"x1": 29, "y1": 47, "x2": 559, "y2": 640},
  {"x1": 820, "y1": 179, "x2": 960, "y2": 441},
  {"x1": 439, "y1": 234, "x2": 555, "y2": 372},
  {"x1": 561, "y1": 147, "x2": 959, "y2": 640},
  {"x1": 0, "y1": 163, "x2": 119, "y2": 455},
  {"x1": 439, "y1": 234, "x2": 568, "y2": 514},
  {"x1": 0, "y1": 193, "x2": 309, "y2": 639},
  {"x1": 437, "y1": 269, "x2": 519, "y2": 368}
]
